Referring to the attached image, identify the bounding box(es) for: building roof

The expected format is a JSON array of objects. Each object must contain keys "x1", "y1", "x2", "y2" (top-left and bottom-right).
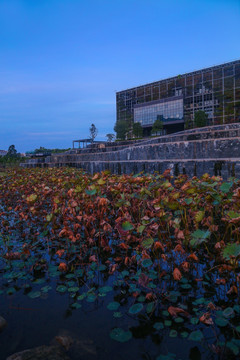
[{"x1": 116, "y1": 59, "x2": 240, "y2": 94}]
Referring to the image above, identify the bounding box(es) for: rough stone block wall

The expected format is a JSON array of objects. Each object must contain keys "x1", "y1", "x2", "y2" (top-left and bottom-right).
[{"x1": 21, "y1": 123, "x2": 240, "y2": 179}]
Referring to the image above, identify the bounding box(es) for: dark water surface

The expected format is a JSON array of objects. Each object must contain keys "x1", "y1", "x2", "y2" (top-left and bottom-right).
[{"x1": 0, "y1": 271, "x2": 221, "y2": 360}]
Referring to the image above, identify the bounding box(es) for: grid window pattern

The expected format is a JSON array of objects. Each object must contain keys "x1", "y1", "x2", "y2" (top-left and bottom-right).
[
  {"x1": 134, "y1": 99, "x2": 183, "y2": 126},
  {"x1": 116, "y1": 60, "x2": 240, "y2": 129}
]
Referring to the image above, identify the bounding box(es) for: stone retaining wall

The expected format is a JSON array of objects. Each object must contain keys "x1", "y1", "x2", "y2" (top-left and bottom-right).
[{"x1": 21, "y1": 123, "x2": 240, "y2": 179}]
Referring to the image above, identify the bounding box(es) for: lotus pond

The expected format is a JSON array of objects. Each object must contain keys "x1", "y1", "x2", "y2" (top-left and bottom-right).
[{"x1": 0, "y1": 168, "x2": 240, "y2": 360}]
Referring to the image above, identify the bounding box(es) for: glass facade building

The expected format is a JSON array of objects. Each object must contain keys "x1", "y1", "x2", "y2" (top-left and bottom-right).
[{"x1": 116, "y1": 60, "x2": 240, "y2": 136}]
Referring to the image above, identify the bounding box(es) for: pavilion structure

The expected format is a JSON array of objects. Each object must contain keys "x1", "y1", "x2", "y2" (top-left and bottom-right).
[{"x1": 72, "y1": 139, "x2": 93, "y2": 149}]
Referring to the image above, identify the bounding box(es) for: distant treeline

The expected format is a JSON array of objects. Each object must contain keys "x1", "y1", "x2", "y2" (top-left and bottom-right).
[{"x1": 27, "y1": 146, "x2": 71, "y2": 155}]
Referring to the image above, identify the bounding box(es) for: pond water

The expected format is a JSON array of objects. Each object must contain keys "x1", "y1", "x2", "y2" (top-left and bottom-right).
[
  {"x1": 0, "y1": 256, "x2": 237, "y2": 360},
  {"x1": 1, "y1": 170, "x2": 240, "y2": 360}
]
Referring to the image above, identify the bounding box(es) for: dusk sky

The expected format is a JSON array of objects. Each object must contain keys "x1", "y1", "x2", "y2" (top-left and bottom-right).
[{"x1": 0, "y1": 0, "x2": 239, "y2": 153}]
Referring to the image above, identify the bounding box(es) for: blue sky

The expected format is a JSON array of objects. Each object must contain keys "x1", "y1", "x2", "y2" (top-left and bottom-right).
[{"x1": 0, "y1": 0, "x2": 239, "y2": 152}]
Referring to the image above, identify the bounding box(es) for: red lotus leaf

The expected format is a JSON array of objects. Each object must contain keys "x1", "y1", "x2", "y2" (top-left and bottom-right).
[
  {"x1": 154, "y1": 241, "x2": 164, "y2": 252},
  {"x1": 5, "y1": 252, "x2": 21, "y2": 260},
  {"x1": 173, "y1": 267, "x2": 182, "y2": 281},
  {"x1": 59, "y1": 228, "x2": 67, "y2": 237},
  {"x1": 227, "y1": 285, "x2": 238, "y2": 295},
  {"x1": 98, "y1": 197, "x2": 108, "y2": 206},
  {"x1": 109, "y1": 264, "x2": 118, "y2": 274},
  {"x1": 132, "y1": 292, "x2": 140, "y2": 298},
  {"x1": 124, "y1": 257, "x2": 130, "y2": 266},
  {"x1": 161, "y1": 254, "x2": 167, "y2": 261},
  {"x1": 56, "y1": 249, "x2": 65, "y2": 257},
  {"x1": 200, "y1": 312, "x2": 213, "y2": 325},
  {"x1": 187, "y1": 253, "x2": 199, "y2": 262},
  {"x1": 119, "y1": 243, "x2": 129, "y2": 250},
  {"x1": 89, "y1": 255, "x2": 97, "y2": 262},
  {"x1": 168, "y1": 306, "x2": 189, "y2": 318},
  {"x1": 71, "y1": 200, "x2": 78, "y2": 208},
  {"x1": 181, "y1": 261, "x2": 190, "y2": 272},
  {"x1": 142, "y1": 251, "x2": 151, "y2": 259},
  {"x1": 176, "y1": 230, "x2": 185, "y2": 240},
  {"x1": 145, "y1": 292, "x2": 156, "y2": 301},
  {"x1": 58, "y1": 262, "x2": 67, "y2": 272},
  {"x1": 138, "y1": 273, "x2": 149, "y2": 287},
  {"x1": 174, "y1": 244, "x2": 185, "y2": 254},
  {"x1": 207, "y1": 302, "x2": 217, "y2": 310},
  {"x1": 216, "y1": 278, "x2": 226, "y2": 285}
]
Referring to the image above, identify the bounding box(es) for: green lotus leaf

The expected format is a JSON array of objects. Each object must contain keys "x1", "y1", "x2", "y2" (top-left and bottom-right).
[
  {"x1": 41, "y1": 285, "x2": 52, "y2": 293},
  {"x1": 190, "y1": 229, "x2": 211, "y2": 247},
  {"x1": 190, "y1": 317, "x2": 199, "y2": 325},
  {"x1": 129, "y1": 303, "x2": 143, "y2": 314},
  {"x1": 146, "y1": 302, "x2": 155, "y2": 313},
  {"x1": 86, "y1": 294, "x2": 96, "y2": 302},
  {"x1": 156, "y1": 354, "x2": 176, "y2": 360},
  {"x1": 174, "y1": 317, "x2": 184, "y2": 323},
  {"x1": 164, "y1": 320, "x2": 172, "y2": 327},
  {"x1": 56, "y1": 285, "x2": 67, "y2": 293},
  {"x1": 28, "y1": 291, "x2": 41, "y2": 299},
  {"x1": 226, "y1": 341, "x2": 239, "y2": 355},
  {"x1": 153, "y1": 322, "x2": 164, "y2": 330},
  {"x1": 7, "y1": 287, "x2": 17, "y2": 295},
  {"x1": 109, "y1": 328, "x2": 132, "y2": 342},
  {"x1": 223, "y1": 307, "x2": 234, "y2": 318},
  {"x1": 68, "y1": 287, "x2": 79, "y2": 292},
  {"x1": 142, "y1": 238, "x2": 154, "y2": 249},
  {"x1": 71, "y1": 302, "x2": 82, "y2": 309},
  {"x1": 222, "y1": 243, "x2": 240, "y2": 260},
  {"x1": 169, "y1": 329, "x2": 177, "y2": 338},
  {"x1": 188, "y1": 330, "x2": 204, "y2": 342},
  {"x1": 98, "y1": 265, "x2": 106, "y2": 271},
  {"x1": 85, "y1": 189, "x2": 97, "y2": 195},
  {"x1": 107, "y1": 302, "x2": 120, "y2": 311},
  {"x1": 220, "y1": 182, "x2": 233, "y2": 194},
  {"x1": 113, "y1": 312, "x2": 123, "y2": 318},
  {"x1": 122, "y1": 221, "x2": 134, "y2": 231},
  {"x1": 99, "y1": 286, "x2": 113, "y2": 294},
  {"x1": 215, "y1": 317, "x2": 228, "y2": 327},
  {"x1": 141, "y1": 259, "x2": 153, "y2": 268}
]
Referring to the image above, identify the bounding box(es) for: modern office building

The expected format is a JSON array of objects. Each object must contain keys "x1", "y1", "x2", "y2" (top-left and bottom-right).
[{"x1": 116, "y1": 60, "x2": 240, "y2": 136}]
